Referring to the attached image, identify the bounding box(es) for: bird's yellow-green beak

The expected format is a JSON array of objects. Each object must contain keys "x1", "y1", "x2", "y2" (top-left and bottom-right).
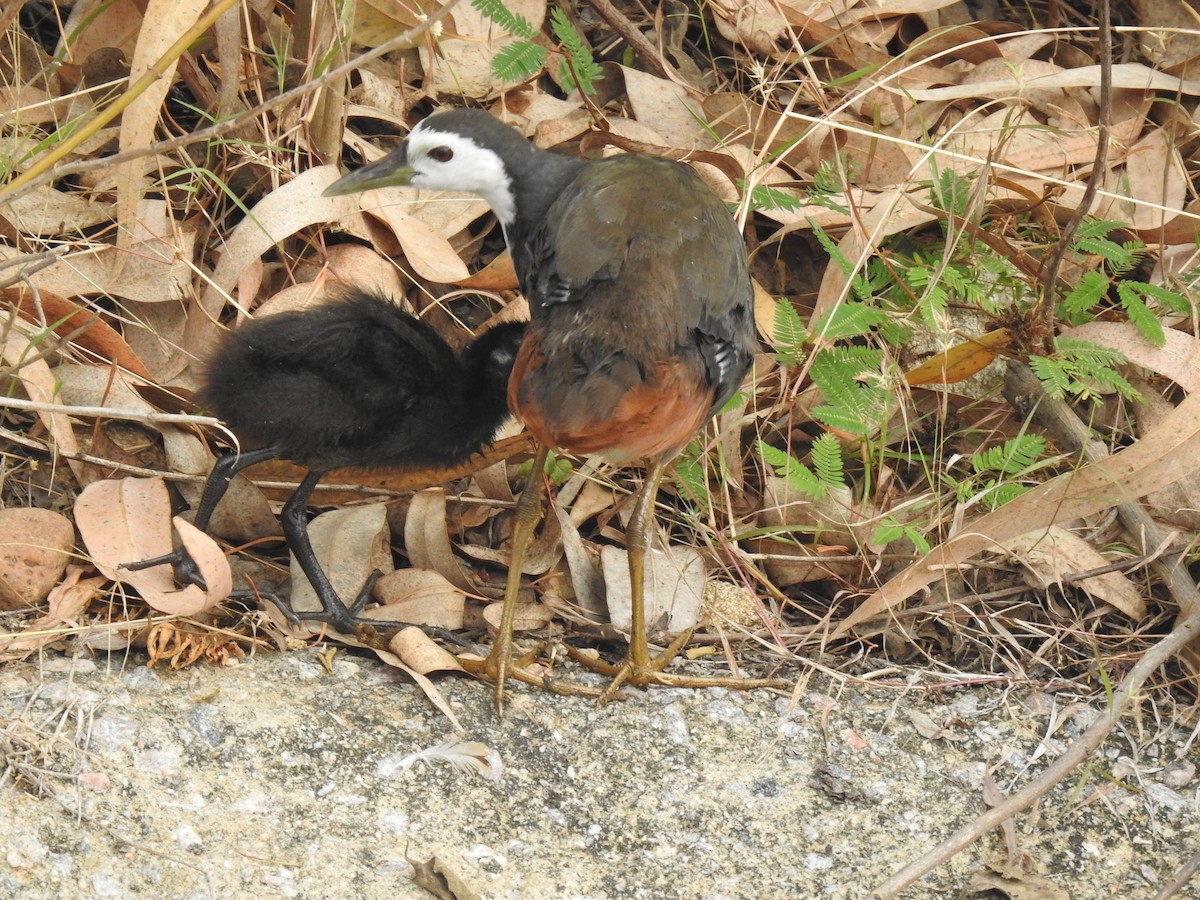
[{"x1": 323, "y1": 149, "x2": 413, "y2": 197}]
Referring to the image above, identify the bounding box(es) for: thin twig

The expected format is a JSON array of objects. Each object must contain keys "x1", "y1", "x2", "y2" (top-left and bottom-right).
[
  {"x1": 582, "y1": 0, "x2": 682, "y2": 85},
  {"x1": 1149, "y1": 847, "x2": 1200, "y2": 900},
  {"x1": 0, "y1": 395, "x2": 221, "y2": 428},
  {"x1": 1035, "y1": 0, "x2": 1113, "y2": 335}
]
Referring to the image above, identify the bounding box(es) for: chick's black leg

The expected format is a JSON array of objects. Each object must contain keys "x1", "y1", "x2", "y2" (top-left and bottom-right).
[
  {"x1": 276, "y1": 469, "x2": 359, "y2": 629},
  {"x1": 125, "y1": 446, "x2": 280, "y2": 587},
  {"x1": 276, "y1": 470, "x2": 460, "y2": 641}
]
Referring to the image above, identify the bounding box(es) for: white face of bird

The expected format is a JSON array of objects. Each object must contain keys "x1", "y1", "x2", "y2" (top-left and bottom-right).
[{"x1": 402, "y1": 122, "x2": 517, "y2": 225}]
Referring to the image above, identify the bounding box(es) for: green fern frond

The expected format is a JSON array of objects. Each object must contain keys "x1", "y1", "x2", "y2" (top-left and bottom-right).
[
  {"x1": 931, "y1": 168, "x2": 972, "y2": 219},
  {"x1": 1029, "y1": 338, "x2": 1141, "y2": 403},
  {"x1": 491, "y1": 40, "x2": 548, "y2": 83},
  {"x1": 1061, "y1": 270, "x2": 1109, "y2": 316},
  {"x1": 672, "y1": 444, "x2": 709, "y2": 509},
  {"x1": 978, "y1": 481, "x2": 1027, "y2": 510},
  {"x1": 1075, "y1": 236, "x2": 1141, "y2": 273},
  {"x1": 470, "y1": 0, "x2": 537, "y2": 36},
  {"x1": 1071, "y1": 218, "x2": 1127, "y2": 241},
  {"x1": 810, "y1": 301, "x2": 888, "y2": 341},
  {"x1": 810, "y1": 347, "x2": 889, "y2": 436},
  {"x1": 750, "y1": 183, "x2": 804, "y2": 212},
  {"x1": 758, "y1": 441, "x2": 826, "y2": 499},
  {"x1": 872, "y1": 518, "x2": 931, "y2": 555},
  {"x1": 1027, "y1": 355, "x2": 1072, "y2": 399},
  {"x1": 551, "y1": 8, "x2": 602, "y2": 94},
  {"x1": 971, "y1": 435, "x2": 1046, "y2": 476},
  {"x1": 811, "y1": 433, "x2": 844, "y2": 488},
  {"x1": 1116, "y1": 282, "x2": 1164, "y2": 345},
  {"x1": 772, "y1": 298, "x2": 808, "y2": 366},
  {"x1": 1122, "y1": 280, "x2": 1192, "y2": 316}
]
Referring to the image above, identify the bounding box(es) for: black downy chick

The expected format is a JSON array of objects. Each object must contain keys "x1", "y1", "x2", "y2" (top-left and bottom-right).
[{"x1": 131, "y1": 288, "x2": 525, "y2": 633}]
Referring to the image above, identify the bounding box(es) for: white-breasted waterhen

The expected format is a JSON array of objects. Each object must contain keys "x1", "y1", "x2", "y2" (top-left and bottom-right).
[
  {"x1": 129, "y1": 288, "x2": 525, "y2": 635},
  {"x1": 325, "y1": 108, "x2": 784, "y2": 706}
]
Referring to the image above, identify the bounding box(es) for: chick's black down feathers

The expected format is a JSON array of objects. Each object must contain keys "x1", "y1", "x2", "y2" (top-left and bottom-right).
[{"x1": 202, "y1": 289, "x2": 525, "y2": 470}]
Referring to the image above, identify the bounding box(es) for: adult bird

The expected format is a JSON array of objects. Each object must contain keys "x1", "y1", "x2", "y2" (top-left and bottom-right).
[
  {"x1": 129, "y1": 288, "x2": 526, "y2": 634},
  {"x1": 325, "y1": 108, "x2": 782, "y2": 704}
]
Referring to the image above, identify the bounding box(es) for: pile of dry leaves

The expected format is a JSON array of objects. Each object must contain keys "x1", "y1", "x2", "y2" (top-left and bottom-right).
[{"x1": 0, "y1": 0, "x2": 1197, "y2": 730}]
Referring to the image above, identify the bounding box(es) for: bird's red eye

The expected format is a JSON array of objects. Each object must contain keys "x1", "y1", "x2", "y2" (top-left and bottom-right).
[{"x1": 429, "y1": 146, "x2": 454, "y2": 162}]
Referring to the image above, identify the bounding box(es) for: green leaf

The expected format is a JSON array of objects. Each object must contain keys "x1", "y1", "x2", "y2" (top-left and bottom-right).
[
  {"x1": 491, "y1": 40, "x2": 547, "y2": 83},
  {"x1": 759, "y1": 441, "x2": 826, "y2": 499},
  {"x1": 772, "y1": 298, "x2": 807, "y2": 366},
  {"x1": 551, "y1": 8, "x2": 602, "y2": 94},
  {"x1": 470, "y1": 0, "x2": 537, "y2": 37},
  {"x1": 971, "y1": 435, "x2": 1046, "y2": 476},
  {"x1": 810, "y1": 433, "x2": 844, "y2": 488},
  {"x1": 1061, "y1": 270, "x2": 1109, "y2": 317},
  {"x1": 749, "y1": 183, "x2": 804, "y2": 212},
  {"x1": 1117, "y1": 282, "x2": 1164, "y2": 345},
  {"x1": 810, "y1": 301, "x2": 888, "y2": 341}
]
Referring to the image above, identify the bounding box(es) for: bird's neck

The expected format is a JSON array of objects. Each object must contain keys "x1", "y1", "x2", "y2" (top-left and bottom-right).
[{"x1": 504, "y1": 150, "x2": 585, "y2": 241}]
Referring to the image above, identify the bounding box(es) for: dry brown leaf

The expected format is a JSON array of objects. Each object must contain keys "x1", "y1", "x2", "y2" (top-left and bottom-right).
[
  {"x1": 386, "y1": 626, "x2": 466, "y2": 675},
  {"x1": 420, "y1": 0, "x2": 544, "y2": 98},
  {"x1": 3, "y1": 323, "x2": 84, "y2": 481},
  {"x1": 370, "y1": 568, "x2": 466, "y2": 631},
  {"x1": 353, "y1": 0, "x2": 455, "y2": 46},
  {"x1": 904, "y1": 329, "x2": 1013, "y2": 386},
  {"x1": 904, "y1": 63, "x2": 1200, "y2": 101},
  {"x1": 708, "y1": 0, "x2": 789, "y2": 57},
  {"x1": 371, "y1": 645, "x2": 465, "y2": 732},
  {"x1": 457, "y1": 251, "x2": 518, "y2": 291},
  {"x1": 324, "y1": 243, "x2": 409, "y2": 298},
  {"x1": 6, "y1": 202, "x2": 195, "y2": 306},
  {"x1": 173, "y1": 516, "x2": 233, "y2": 606},
  {"x1": 481, "y1": 599, "x2": 553, "y2": 634},
  {"x1": 202, "y1": 165, "x2": 369, "y2": 315},
  {"x1": 2, "y1": 183, "x2": 112, "y2": 236},
  {"x1": 550, "y1": 496, "x2": 604, "y2": 616},
  {"x1": 1131, "y1": 0, "x2": 1200, "y2": 73},
  {"x1": 0, "y1": 508, "x2": 76, "y2": 610},
  {"x1": 75, "y1": 477, "x2": 228, "y2": 616},
  {"x1": 353, "y1": 189, "x2": 473, "y2": 283},
  {"x1": 1128, "y1": 380, "x2": 1200, "y2": 532},
  {"x1": 601, "y1": 544, "x2": 706, "y2": 635},
  {"x1": 622, "y1": 65, "x2": 708, "y2": 148},
  {"x1": 407, "y1": 852, "x2": 482, "y2": 900},
  {"x1": 1118, "y1": 126, "x2": 1188, "y2": 231},
  {"x1": 404, "y1": 489, "x2": 473, "y2": 592},
  {"x1": 0, "y1": 566, "x2": 105, "y2": 662},
  {"x1": 116, "y1": 0, "x2": 207, "y2": 255},
  {"x1": 964, "y1": 859, "x2": 1070, "y2": 900},
  {"x1": 202, "y1": 467, "x2": 280, "y2": 546},
  {"x1": 15, "y1": 291, "x2": 154, "y2": 380},
  {"x1": 1003, "y1": 527, "x2": 1147, "y2": 621},
  {"x1": 907, "y1": 708, "x2": 966, "y2": 742}
]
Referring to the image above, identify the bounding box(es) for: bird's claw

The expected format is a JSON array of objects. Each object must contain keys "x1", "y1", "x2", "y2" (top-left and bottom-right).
[
  {"x1": 123, "y1": 548, "x2": 208, "y2": 591},
  {"x1": 564, "y1": 630, "x2": 788, "y2": 701}
]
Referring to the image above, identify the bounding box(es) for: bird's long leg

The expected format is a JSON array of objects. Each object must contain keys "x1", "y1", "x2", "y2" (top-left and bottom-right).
[
  {"x1": 595, "y1": 455, "x2": 669, "y2": 698},
  {"x1": 124, "y1": 446, "x2": 280, "y2": 585},
  {"x1": 586, "y1": 456, "x2": 789, "y2": 700},
  {"x1": 482, "y1": 443, "x2": 549, "y2": 714}
]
